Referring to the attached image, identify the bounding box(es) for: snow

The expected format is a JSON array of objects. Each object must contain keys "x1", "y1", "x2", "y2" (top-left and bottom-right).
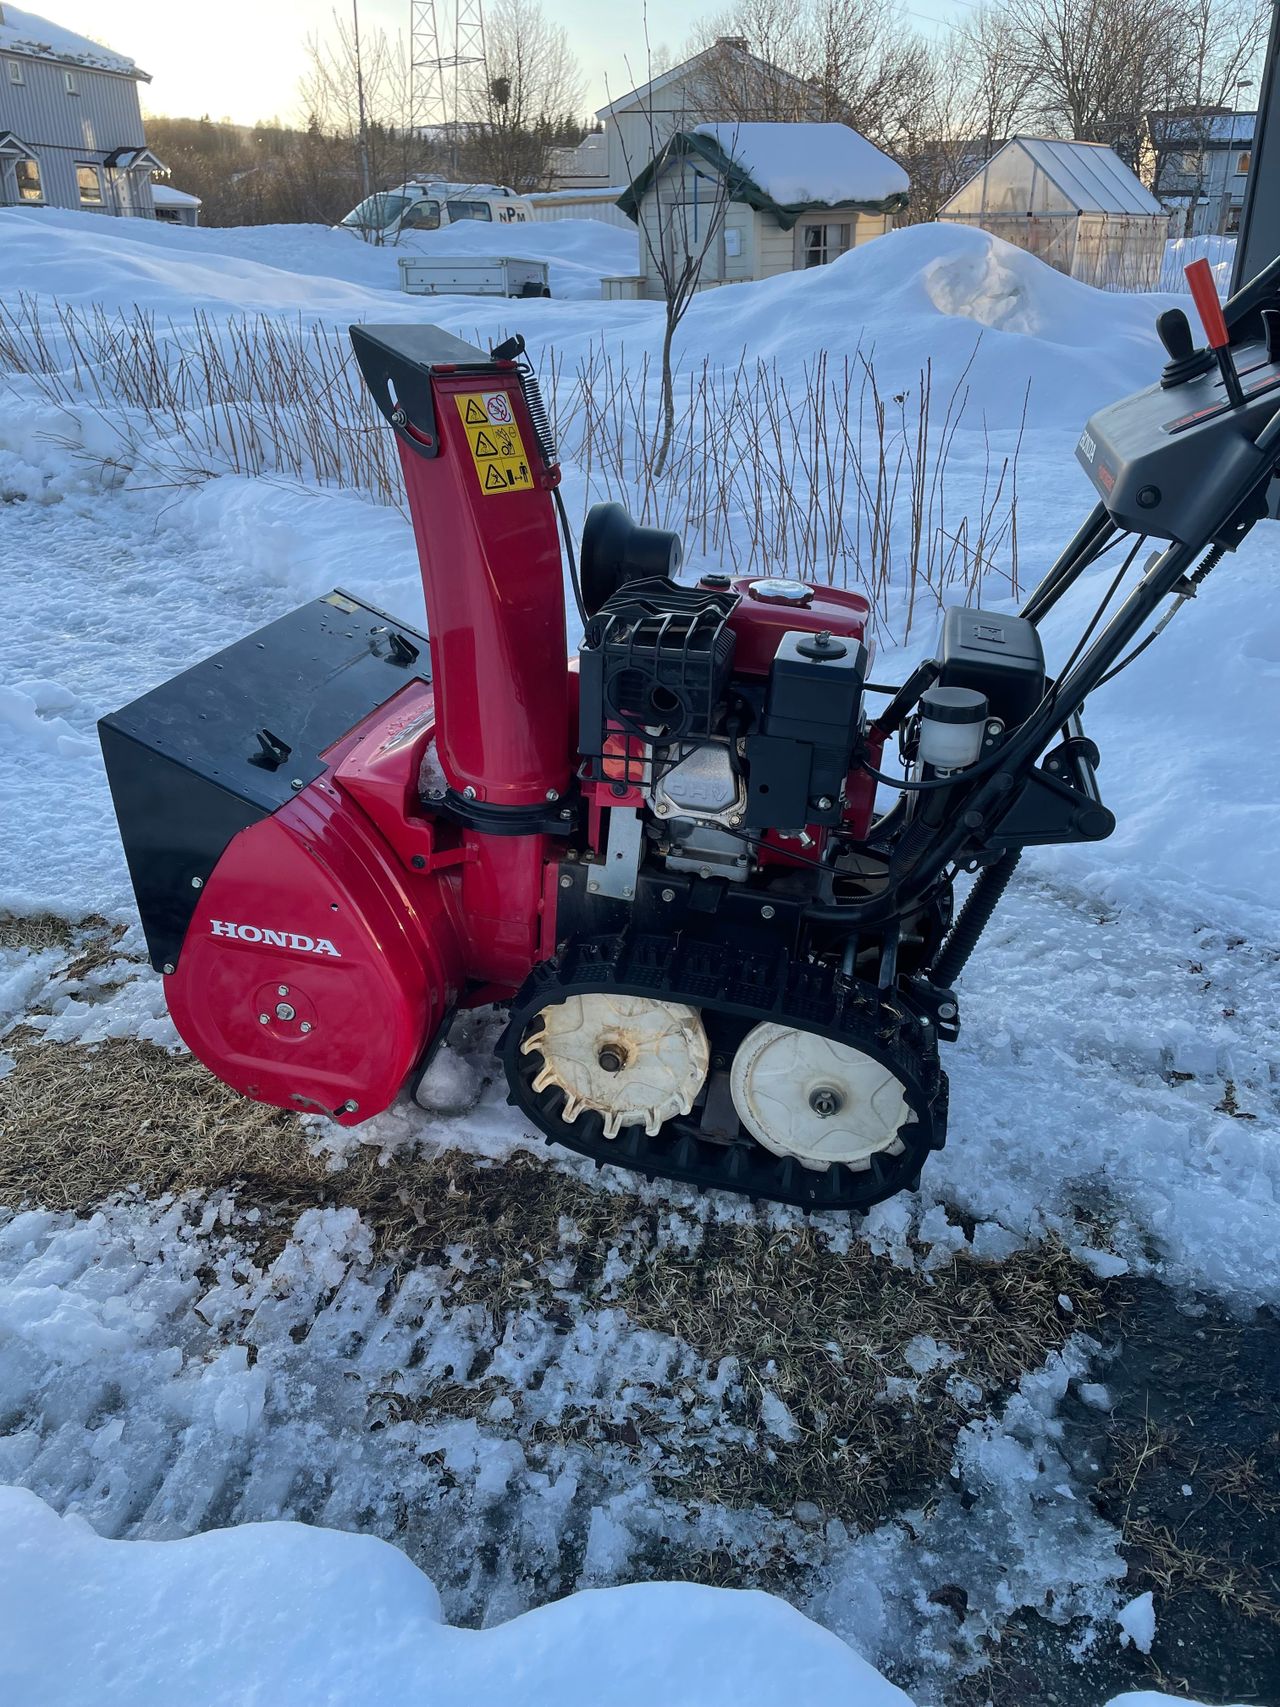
[
  {"x1": 694, "y1": 122, "x2": 909, "y2": 207},
  {"x1": 0, "y1": 203, "x2": 1278, "y2": 1700},
  {"x1": 150, "y1": 184, "x2": 201, "y2": 209},
  {"x1": 1117, "y1": 1590, "x2": 1157, "y2": 1654},
  {"x1": 0, "y1": 4, "x2": 138, "y2": 75},
  {"x1": 0, "y1": 1485, "x2": 910, "y2": 1707}
]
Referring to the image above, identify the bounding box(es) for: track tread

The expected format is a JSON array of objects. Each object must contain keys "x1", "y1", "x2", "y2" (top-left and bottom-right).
[{"x1": 499, "y1": 932, "x2": 948, "y2": 1211}]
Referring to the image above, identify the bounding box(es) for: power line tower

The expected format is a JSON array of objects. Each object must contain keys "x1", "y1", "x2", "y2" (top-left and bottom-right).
[{"x1": 410, "y1": 0, "x2": 488, "y2": 175}]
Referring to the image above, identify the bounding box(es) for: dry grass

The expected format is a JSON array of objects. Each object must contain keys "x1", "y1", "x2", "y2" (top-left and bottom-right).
[{"x1": 0, "y1": 1030, "x2": 1117, "y2": 1532}]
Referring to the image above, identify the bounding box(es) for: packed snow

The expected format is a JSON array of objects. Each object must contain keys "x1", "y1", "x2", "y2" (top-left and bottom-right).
[
  {"x1": 0, "y1": 3, "x2": 138, "y2": 75},
  {"x1": 693, "y1": 122, "x2": 909, "y2": 206},
  {"x1": 1, "y1": 204, "x2": 1277, "y2": 1702}
]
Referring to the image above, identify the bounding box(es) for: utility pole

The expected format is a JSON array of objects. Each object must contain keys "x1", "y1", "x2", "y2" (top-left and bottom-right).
[
  {"x1": 353, "y1": 0, "x2": 372, "y2": 200},
  {"x1": 411, "y1": 0, "x2": 487, "y2": 178}
]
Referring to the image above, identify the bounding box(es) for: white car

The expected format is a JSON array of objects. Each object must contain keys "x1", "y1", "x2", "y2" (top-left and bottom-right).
[{"x1": 338, "y1": 181, "x2": 534, "y2": 242}]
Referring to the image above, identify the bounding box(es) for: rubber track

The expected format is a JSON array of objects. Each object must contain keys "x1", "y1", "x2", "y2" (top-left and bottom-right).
[{"x1": 499, "y1": 933, "x2": 948, "y2": 1212}]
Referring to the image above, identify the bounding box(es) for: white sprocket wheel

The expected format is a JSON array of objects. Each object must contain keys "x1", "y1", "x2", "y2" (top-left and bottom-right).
[
  {"x1": 729, "y1": 1022, "x2": 914, "y2": 1172},
  {"x1": 521, "y1": 994, "x2": 710, "y2": 1139}
]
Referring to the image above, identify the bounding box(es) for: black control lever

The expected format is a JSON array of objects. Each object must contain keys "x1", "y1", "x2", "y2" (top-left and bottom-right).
[
  {"x1": 1156, "y1": 308, "x2": 1214, "y2": 389},
  {"x1": 1263, "y1": 308, "x2": 1280, "y2": 366}
]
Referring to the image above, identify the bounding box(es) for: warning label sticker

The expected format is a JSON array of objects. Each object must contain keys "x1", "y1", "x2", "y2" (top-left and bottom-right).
[{"x1": 455, "y1": 392, "x2": 534, "y2": 495}]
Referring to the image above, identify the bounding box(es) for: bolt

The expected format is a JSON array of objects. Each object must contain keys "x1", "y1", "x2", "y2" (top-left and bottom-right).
[
  {"x1": 809, "y1": 1086, "x2": 843, "y2": 1119},
  {"x1": 987, "y1": 720, "x2": 1002, "y2": 736},
  {"x1": 258, "y1": 1013, "x2": 270, "y2": 1025},
  {"x1": 598, "y1": 1046, "x2": 625, "y2": 1073},
  {"x1": 276, "y1": 1002, "x2": 296, "y2": 1021},
  {"x1": 412, "y1": 853, "x2": 427, "y2": 869},
  {"x1": 622, "y1": 886, "x2": 634, "y2": 898},
  {"x1": 300, "y1": 1021, "x2": 313, "y2": 1034},
  {"x1": 661, "y1": 887, "x2": 676, "y2": 902},
  {"x1": 698, "y1": 866, "x2": 711, "y2": 879},
  {"x1": 290, "y1": 778, "x2": 304, "y2": 791},
  {"x1": 559, "y1": 808, "x2": 572, "y2": 820},
  {"x1": 655, "y1": 802, "x2": 669, "y2": 816},
  {"x1": 559, "y1": 874, "x2": 573, "y2": 889},
  {"x1": 341, "y1": 1099, "x2": 359, "y2": 1114},
  {"x1": 816, "y1": 629, "x2": 832, "y2": 646},
  {"x1": 546, "y1": 788, "x2": 560, "y2": 802},
  {"x1": 190, "y1": 875, "x2": 204, "y2": 889},
  {"x1": 277, "y1": 985, "x2": 289, "y2": 996},
  {"x1": 588, "y1": 880, "x2": 600, "y2": 893},
  {"x1": 463, "y1": 785, "x2": 478, "y2": 800},
  {"x1": 729, "y1": 813, "x2": 743, "y2": 826},
  {"x1": 162, "y1": 962, "x2": 175, "y2": 976},
  {"x1": 815, "y1": 796, "x2": 833, "y2": 811},
  {"x1": 938, "y1": 1001, "x2": 958, "y2": 1020},
  {"x1": 760, "y1": 904, "x2": 775, "y2": 919},
  {"x1": 426, "y1": 787, "x2": 444, "y2": 801}
]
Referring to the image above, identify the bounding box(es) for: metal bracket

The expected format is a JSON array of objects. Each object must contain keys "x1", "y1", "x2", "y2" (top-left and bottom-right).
[{"x1": 588, "y1": 807, "x2": 644, "y2": 900}]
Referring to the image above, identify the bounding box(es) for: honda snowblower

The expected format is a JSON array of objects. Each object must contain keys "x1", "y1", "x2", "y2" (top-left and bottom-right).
[{"x1": 100, "y1": 257, "x2": 1280, "y2": 1211}]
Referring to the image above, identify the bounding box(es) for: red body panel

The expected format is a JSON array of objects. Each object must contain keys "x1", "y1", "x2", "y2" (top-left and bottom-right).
[
  {"x1": 396, "y1": 367, "x2": 571, "y2": 809},
  {"x1": 727, "y1": 579, "x2": 873, "y2": 677},
  {"x1": 167, "y1": 776, "x2": 464, "y2": 1124}
]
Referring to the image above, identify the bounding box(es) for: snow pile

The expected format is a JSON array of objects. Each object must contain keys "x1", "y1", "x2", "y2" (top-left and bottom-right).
[
  {"x1": 0, "y1": 1485, "x2": 909, "y2": 1707},
  {"x1": 0, "y1": 4, "x2": 138, "y2": 74},
  {"x1": 694, "y1": 122, "x2": 909, "y2": 206},
  {"x1": 0, "y1": 1487, "x2": 1244, "y2": 1707},
  {"x1": 0, "y1": 206, "x2": 638, "y2": 307}
]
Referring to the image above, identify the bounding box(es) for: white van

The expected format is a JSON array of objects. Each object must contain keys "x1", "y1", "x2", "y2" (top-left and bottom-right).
[{"x1": 338, "y1": 181, "x2": 534, "y2": 242}]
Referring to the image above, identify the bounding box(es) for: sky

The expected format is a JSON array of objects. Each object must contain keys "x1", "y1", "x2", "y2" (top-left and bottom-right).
[{"x1": 40, "y1": 0, "x2": 966, "y2": 127}]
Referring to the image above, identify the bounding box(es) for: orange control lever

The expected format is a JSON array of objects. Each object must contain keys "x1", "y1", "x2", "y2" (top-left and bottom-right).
[{"x1": 1185, "y1": 258, "x2": 1229, "y2": 349}]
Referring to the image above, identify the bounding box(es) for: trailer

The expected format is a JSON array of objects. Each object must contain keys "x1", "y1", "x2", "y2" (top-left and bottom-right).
[{"x1": 396, "y1": 256, "x2": 551, "y2": 299}]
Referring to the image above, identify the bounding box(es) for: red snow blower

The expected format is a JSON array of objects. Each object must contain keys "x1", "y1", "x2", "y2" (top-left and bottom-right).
[{"x1": 100, "y1": 260, "x2": 1280, "y2": 1210}]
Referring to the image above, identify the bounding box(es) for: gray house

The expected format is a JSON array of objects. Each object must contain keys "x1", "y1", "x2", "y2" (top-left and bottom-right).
[
  {"x1": 1150, "y1": 109, "x2": 1255, "y2": 236},
  {"x1": 0, "y1": 3, "x2": 163, "y2": 216}
]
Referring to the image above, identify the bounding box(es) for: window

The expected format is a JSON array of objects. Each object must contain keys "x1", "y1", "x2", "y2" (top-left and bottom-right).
[
  {"x1": 446, "y1": 199, "x2": 492, "y2": 222},
  {"x1": 6, "y1": 59, "x2": 24, "y2": 84},
  {"x1": 1236, "y1": 150, "x2": 1252, "y2": 176},
  {"x1": 76, "y1": 163, "x2": 103, "y2": 205},
  {"x1": 802, "y1": 221, "x2": 851, "y2": 268},
  {"x1": 401, "y1": 199, "x2": 440, "y2": 230},
  {"x1": 339, "y1": 192, "x2": 413, "y2": 232},
  {"x1": 64, "y1": 70, "x2": 78, "y2": 94},
  {"x1": 14, "y1": 157, "x2": 42, "y2": 202}
]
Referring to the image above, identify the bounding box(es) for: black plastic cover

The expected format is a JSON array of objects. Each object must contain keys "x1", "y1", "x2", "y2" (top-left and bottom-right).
[
  {"x1": 937, "y1": 607, "x2": 1045, "y2": 728},
  {"x1": 99, "y1": 590, "x2": 430, "y2": 972}
]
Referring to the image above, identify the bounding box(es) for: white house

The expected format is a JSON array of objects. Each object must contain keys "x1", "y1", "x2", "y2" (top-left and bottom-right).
[
  {"x1": 938, "y1": 136, "x2": 1170, "y2": 290},
  {"x1": 0, "y1": 3, "x2": 165, "y2": 215},
  {"x1": 596, "y1": 38, "x2": 823, "y2": 191},
  {"x1": 618, "y1": 123, "x2": 909, "y2": 298}
]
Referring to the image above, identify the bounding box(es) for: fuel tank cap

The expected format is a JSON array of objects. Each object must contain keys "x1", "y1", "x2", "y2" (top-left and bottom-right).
[{"x1": 747, "y1": 578, "x2": 813, "y2": 605}]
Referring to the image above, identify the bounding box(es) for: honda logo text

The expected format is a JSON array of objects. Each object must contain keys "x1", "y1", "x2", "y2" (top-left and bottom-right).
[{"x1": 210, "y1": 920, "x2": 341, "y2": 957}]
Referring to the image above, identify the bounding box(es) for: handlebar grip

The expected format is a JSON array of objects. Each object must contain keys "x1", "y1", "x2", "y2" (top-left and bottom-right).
[{"x1": 1185, "y1": 258, "x2": 1229, "y2": 350}]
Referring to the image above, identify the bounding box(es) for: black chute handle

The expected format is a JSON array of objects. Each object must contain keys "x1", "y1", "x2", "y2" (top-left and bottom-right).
[{"x1": 349, "y1": 325, "x2": 440, "y2": 459}]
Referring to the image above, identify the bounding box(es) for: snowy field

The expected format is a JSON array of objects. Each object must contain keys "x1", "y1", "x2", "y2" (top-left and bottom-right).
[{"x1": 0, "y1": 206, "x2": 1277, "y2": 1706}]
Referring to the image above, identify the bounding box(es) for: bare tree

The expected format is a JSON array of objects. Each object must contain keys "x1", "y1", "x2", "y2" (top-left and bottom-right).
[
  {"x1": 457, "y1": 0, "x2": 586, "y2": 190},
  {"x1": 300, "y1": 9, "x2": 417, "y2": 234},
  {"x1": 1149, "y1": 0, "x2": 1269, "y2": 231},
  {"x1": 609, "y1": 30, "x2": 735, "y2": 477}
]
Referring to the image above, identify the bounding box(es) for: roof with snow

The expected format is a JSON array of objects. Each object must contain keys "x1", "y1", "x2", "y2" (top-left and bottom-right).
[
  {"x1": 943, "y1": 136, "x2": 1162, "y2": 218},
  {"x1": 617, "y1": 123, "x2": 909, "y2": 226},
  {"x1": 150, "y1": 183, "x2": 200, "y2": 207},
  {"x1": 0, "y1": 4, "x2": 145, "y2": 78}
]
